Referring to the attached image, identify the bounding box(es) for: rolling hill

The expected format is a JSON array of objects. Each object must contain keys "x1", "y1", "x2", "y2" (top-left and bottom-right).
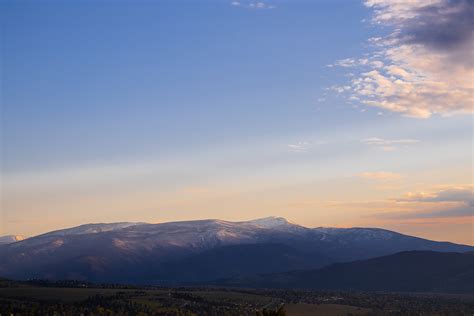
[{"x1": 215, "y1": 251, "x2": 474, "y2": 293}]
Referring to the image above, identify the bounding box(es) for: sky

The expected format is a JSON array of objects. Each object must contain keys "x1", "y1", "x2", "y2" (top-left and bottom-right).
[{"x1": 1, "y1": 0, "x2": 473, "y2": 245}]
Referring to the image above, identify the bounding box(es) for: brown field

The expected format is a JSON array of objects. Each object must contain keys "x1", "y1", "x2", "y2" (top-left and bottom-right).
[{"x1": 285, "y1": 303, "x2": 371, "y2": 316}]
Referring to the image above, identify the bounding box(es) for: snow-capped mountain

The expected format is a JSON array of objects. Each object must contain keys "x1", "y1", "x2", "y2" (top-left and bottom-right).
[
  {"x1": 0, "y1": 235, "x2": 25, "y2": 245},
  {"x1": 40, "y1": 222, "x2": 144, "y2": 237},
  {"x1": 0, "y1": 217, "x2": 471, "y2": 284},
  {"x1": 247, "y1": 216, "x2": 293, "y2": 228}
]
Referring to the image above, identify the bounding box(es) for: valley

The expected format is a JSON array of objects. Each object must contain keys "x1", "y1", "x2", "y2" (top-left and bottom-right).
[{"x1": 1, "y1": 279, "x2": 473, "y2": 315}]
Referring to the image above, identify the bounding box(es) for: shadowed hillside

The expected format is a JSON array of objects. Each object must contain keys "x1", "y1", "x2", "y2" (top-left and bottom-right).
[{"x1": 215, "y1": 251, "x2": 474, "y2": 293}]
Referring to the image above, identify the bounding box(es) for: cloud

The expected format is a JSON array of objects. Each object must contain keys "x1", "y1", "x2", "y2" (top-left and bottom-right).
[
  {"x1": 398, "y1": 186, "x2": 474, "y2": 205},
  {"x1": 328, "y1": 58, "x2": 382, "y2": 68},
  {"x1": 361, "y1": 137, "x2": 419, "y2": 151},
  {"x1": 230, "y1": 1, "x2": 276, "y2": 9},
  {"x1": 367, "y1": 0, "x2": 473, "y2": 55},
  {"x1": 287, "y1": 140, "x2": 327, "y2": 153},
  {"x1": 287, "y1": 141, "x2": 311, "y2": 153},
  {"x1": 332, "y1": 0, "x2": 474, "y2": 118},
  {"x1": 359, "y1": 171, "x2": 403, "y2": 181},
  {"x1": 318, "y1": 185, "x2": 473, "y2": 221},
  {"x1": 405, "y1": 207, "x2": 473, "y2": 220},
  {"x1": 377, "y1": 204, "x2": 474, "y2": 220},
  {"x1": 379, "y1": 185, "x2": 474, "y2": 219}
]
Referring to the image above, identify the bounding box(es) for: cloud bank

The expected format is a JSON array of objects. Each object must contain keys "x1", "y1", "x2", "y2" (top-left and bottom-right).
[
  {"x1": 333, "y1": 0, "x2": 474, "y2": 118},
  {"x1": 384, "y1": 185, "x2": 474, "y2": 219},
  {"x1": 399, "y1": 186, "x2": 473, "y2": 205},
  {"x1": 323, "y1": 185, "x2": 473, "y2": 222}
]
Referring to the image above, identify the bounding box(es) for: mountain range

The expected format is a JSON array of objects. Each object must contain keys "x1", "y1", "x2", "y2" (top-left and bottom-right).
[{"x1": 0, "y1": 217, "x2": 472, "y2": 290}]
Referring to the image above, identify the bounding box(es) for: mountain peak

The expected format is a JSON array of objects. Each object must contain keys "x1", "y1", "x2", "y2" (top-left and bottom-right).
[{"x1": 248, "y1": 216, "x2": 290, "y2": 228}]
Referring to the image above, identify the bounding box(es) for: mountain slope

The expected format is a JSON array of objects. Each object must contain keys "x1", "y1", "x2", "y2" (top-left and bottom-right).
[
  {"x1": 0, "y1": 217, "x2": 472, "y2": 284},
  {"x1": 154, "y1": 243, "x2": 330, "y2": 284},
  {"x1": 40, "y1": 222, "x2": 143, "y2": 237},
  {"x1": 308, "y1": 227, "x2": 472, "y2": 262},
  {"x1": 216, "y1": 251, "x2": 474, "y2": 293}
]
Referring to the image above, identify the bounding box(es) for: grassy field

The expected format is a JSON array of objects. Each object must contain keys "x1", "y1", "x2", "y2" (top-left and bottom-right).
[{"x1": 0, "y1": 287, "x2": 134, "y2": 302}]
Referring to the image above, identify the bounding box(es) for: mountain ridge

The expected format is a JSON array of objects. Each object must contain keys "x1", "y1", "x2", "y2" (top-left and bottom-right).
[
  {"x1": 4, "y1": 217, "x2": 471, "y2": 247},
  {"x1": 0, "y1": 217, "x2": 472, "y2": 285}
]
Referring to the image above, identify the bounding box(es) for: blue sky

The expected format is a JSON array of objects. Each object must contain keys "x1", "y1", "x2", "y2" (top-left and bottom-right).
[
  {"x1": 1, "y1": 0, "x2": 473, "y2": 244},
  {"x1": 3, "y1": 0, "x2": 375, "y2": 171}
]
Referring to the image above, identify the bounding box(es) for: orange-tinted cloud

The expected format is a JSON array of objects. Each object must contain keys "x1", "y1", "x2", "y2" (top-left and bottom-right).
[{"x1": 333, "y1": 0, "x2": 474, "y2": 118}]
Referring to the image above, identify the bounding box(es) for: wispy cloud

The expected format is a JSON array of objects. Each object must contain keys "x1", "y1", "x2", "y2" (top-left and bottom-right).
[
  {"x1": 332, "y1": 0, "x2": 474, "y2": 118},
  {"x1": 328, "y1": 58, "x2": 382, "y2": 69},
  {"x1": 230, "y1": 1, "x2": 276, "y2": 9},
  {"x1": 287, "y1": 140, "x2": 327, "y2": 153},
  {"x1": 361, "y1": 137, "x2": 419, "y2": 151},
  {"x1": 287, "y1": 141, "x2": 311, "y2": 153}
]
